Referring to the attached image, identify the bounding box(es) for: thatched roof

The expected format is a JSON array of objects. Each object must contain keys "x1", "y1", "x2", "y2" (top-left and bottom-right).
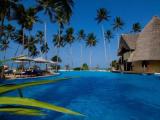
[
  {"x1": 132, "y1": 16, "x2": 160, "y2": 61},
  {"x1": 118, "y1": 34, "x2": 139, "y2": 55},
  {"x1": 121, "y1": 34, "x2": 139, "y2": 50}
]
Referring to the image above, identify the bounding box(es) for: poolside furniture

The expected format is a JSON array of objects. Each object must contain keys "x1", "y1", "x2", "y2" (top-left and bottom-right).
[{"x1": 4, "y1": 70, "x2": 13, "y2": 75}]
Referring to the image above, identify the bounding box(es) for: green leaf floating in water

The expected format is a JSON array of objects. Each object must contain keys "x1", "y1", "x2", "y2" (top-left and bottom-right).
[
  {"x1": 0, "y1": 97, "x2": 84, "y2": 116},
  {"x1": 0, "y1": 77, "x2": 76, "y2": 94},
  {"x1": 0, "y1": 107, "x2": 46, "y2": 116}
]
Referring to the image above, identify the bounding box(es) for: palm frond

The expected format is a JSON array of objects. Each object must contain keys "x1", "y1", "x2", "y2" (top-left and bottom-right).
[
  {"x1": 0, "y1": 107, "x2": 46, "y2": 116},
  {"x1": 0, "y1": 77, "x2": 73, "y2": 94},
  {"x1": 0, "y1": 97, "x2": 84, "y2": 116}
]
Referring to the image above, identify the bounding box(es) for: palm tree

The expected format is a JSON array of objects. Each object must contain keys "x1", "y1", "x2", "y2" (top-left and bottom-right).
[
  {"x1": 36, "y1": 31, "x2": 44, "y2": 45},
  {"x1": 14, "y1": 5, "x2": 39, "y2": 55},
  {"x1": 14, "y1": 29, "x2": 28, "y2": 56},
  {"x1": 36, "y1": 30, "x2": 45, "y2": 57},
  {"x1": 113, "y1": 16, "x2": 124, "y2": 31},
  {"x1": 25, "y1": 7, "x2": 39, "y2": 55},
  {"x1": 36, "y1": 0, "x2": 74, "y2": 61},
  {"x1": 24, "y1": 36, "x2": 38, "y2": 52},
  {"x1": 53, "y1": 11, "x2": 69, "y2": 71},
  {"x1": 104, "y1": 30, "x2": 114, "y2": 65},
  {"x1": 0, "y1": 0, "x2": 19, "y2": 34},
  {"x1": 29, "y1": 45, "x2": 39, "y2": 57},
  {"x1": 0, "y1": 24, "x2": 15, "y2": 60},
  {"x1": 51, "y1": 55, "x2": 62, "y2": 63},
  {"x1": 112, "y1": 16, "x2": 124, "y2": 52},
  {"x1": 5, "y1": 24, "x2": 15, "y2": 39},
  {"x1": 36, "y1": 0, "x2": 74, "y2": 22},
  {"x1": 77, "y1": 29, "x2": 86, "y2": 68},
  {"x1": 53, "y1": 31, "x2": 64, "y2": 71},
  {"x1": 64, "y1": 27, "x2": 75, "y2": 69},
  {"x1": 113, "y1": 16, "x2": 124, "y2": 70},
  {"x1": 40, "y1": 42, "x2": 49, "y2": 56},
  {"x1": 14, "y1": 4, "x2": 26, "y2": 52},
  {"x1": 86, "y1": 33, "x2": 97, "y2": 69},
  {"x1": 0, "y1": 39, "x2": 9, "y2": 60},
  {"x1": 132, "y1": 22, "x2": 141, "y2": 33},
  {"x1": 95, "y1": 8, "x2": 110, "y2": 67},
  {"x1": 53, "y1": 33, "x2": 64, "y2": 48}
]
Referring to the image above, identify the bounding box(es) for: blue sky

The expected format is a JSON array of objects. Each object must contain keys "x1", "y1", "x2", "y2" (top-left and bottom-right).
[{"x1": 1, "y1": 0, "x2": 160, "y2": 68}]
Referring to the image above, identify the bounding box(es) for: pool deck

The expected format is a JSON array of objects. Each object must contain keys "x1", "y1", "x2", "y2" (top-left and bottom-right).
[
  {"x1": 111, "y1": 70, "x2": 156, "y2": 75},
  {"x1": 5, "y1": 73, "x2": 60, "y2": 80}
]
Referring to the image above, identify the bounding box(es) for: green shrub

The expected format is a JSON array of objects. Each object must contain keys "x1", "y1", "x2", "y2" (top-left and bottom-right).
[
  {"x1": 73, "y1": 67, "x2": 81, "y2": 71},
  {"x1": 82, "y1": 63, "x2": 89, "y2": 70}
]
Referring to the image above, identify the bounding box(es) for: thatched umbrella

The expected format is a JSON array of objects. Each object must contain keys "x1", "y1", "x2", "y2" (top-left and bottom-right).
[
  {"x1": 13, "y1": 56, "x2": 34, "y2": 71},
  {"x1": 33, "y1": 57, "x2": 49, "y2": 63},
  {"x1": 48, "y1": 61, "x2": 57, "y2": 65},
  {"x1": 14, "y1": 56, "x2": 33, "y2": 62},
  {"x1": 33, "y1": 57, "x2": 50, "y2": 70}
]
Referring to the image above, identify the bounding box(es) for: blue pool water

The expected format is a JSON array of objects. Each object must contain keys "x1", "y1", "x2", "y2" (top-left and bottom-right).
[{"x1": 1, "y1": 71, "x2": 160, "y2": 120}]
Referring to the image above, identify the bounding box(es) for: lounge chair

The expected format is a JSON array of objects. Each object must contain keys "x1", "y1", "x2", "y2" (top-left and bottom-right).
[
  {"x1": 32, "y1": 69, "x2": 43, "y2": 76},
  {"x1": 4, "y1": 70, "x2": 13, "y2": 75}
]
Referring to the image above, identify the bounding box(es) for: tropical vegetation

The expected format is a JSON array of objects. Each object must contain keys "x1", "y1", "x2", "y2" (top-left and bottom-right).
[
  {"x1": 86, "y1": 33, "x2": 97, "y2": 68},
  {"x1": 132, "y1": 22, "x2": 142, "y2": 33},
  {"x1": 0, "y1": 0, "x2": 142, "y2": 117},
  {"x1": 95, "y1": 8, "x2": 110, "y2": 67},
  {"x1": 81, "y1": 63, "x2": 89, "y2": 70}
]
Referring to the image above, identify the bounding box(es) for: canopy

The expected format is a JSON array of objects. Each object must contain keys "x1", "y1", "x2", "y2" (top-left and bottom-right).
[
  {"x1": 33, "y1": 57, "x2": 50, "y2": 63},
  {"x1": 14, "y1": 56, "x2": 33, "y2": 61},
  {"x1": 14, "y1": 60, "x2": 28, "y2": 63},
  {"x1": 48, "y1": 60, "x2": 57, "y2": 64}
]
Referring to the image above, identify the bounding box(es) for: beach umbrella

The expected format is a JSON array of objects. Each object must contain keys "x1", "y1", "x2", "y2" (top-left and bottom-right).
[
  {"x1": 33, "y1": 57, "x2": 51, "y2": 70},
  {"x1": 13, "y1": 56, "x2": 33, "y2": 71},
  {"x1": 14, "y1": 56, "x2": 33, "y2": 62},
  {"x1": 14, "y1": 60, "x2": 28, "y2": 63},
  {"x1": 48, "y1": 60, "x2": 58, "y2": 65},
  {"x1": 33, "y1": 57, "x2": 50, "y2": 63}
]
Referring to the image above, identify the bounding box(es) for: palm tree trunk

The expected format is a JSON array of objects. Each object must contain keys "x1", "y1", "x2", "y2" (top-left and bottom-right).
[
  {"x1": 11, "y1": 44, "x2": 20, "y2": 69},
  {"x1": 80, "y1": 43, "x2": 83, "y2": 69},
  {"x1": 28, "y1": 31, "x2": 31, "y2": 56},
  {"x1": 108, "y1": 42, "x2": 111, "y2": 68},
  {"x1": 3, "y1": 49, "x2": 6, "y2": 60},
  {"x1": 101, "y1": 25, "x2": 107, "y2": 67},
  {"x1": 89, "y1": 48, "x2": 92, "y2": 70},
  {"x1": 117, "y1": 33, "x2": 120, "y2": 50},
  {"x1": 15, "y1": 45, "x2": 20, "y2": 56},
  {"x1": 1, "y1": 17, "x2": 4, "y2": 28},
  {"x1": 0, "y1": 16, "x2": 5, "y2": 36},
  {"x1": 0, "y1": 11, "x2": 6, "y2": 33},
  {"x1": 56, "y1": 46, "x2": 59, "y2": 72},
  {"x1": 44, "y1": 22, "x2": 48, "y2": 71},
  {"x1": 56, "y1": 25, "x2": 61, "y2": 72},
  {"x1": 70, "y1": 44, "x2": 73, "y2": 69},
  {"x1": 21, "y1": 27, "x2": 25, "y2": 55}
]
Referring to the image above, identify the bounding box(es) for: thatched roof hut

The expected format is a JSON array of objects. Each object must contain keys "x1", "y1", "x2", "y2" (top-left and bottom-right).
[
  {"x1": 118, "y1": 34, "x2": 139, "y2": 55},
  {"x1": 132, "y1": 16, "x2": 160, "y2": 61}
]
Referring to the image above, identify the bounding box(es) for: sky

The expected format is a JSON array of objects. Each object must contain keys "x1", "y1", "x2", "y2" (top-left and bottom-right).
[{"x1": 1, "y1": 0, "x2": 160, "y2": 68}]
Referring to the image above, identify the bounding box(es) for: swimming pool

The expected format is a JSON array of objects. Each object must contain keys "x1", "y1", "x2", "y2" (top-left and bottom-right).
[{"x1": 1, "y1": 71, "x2": 160, "y2": 120}]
